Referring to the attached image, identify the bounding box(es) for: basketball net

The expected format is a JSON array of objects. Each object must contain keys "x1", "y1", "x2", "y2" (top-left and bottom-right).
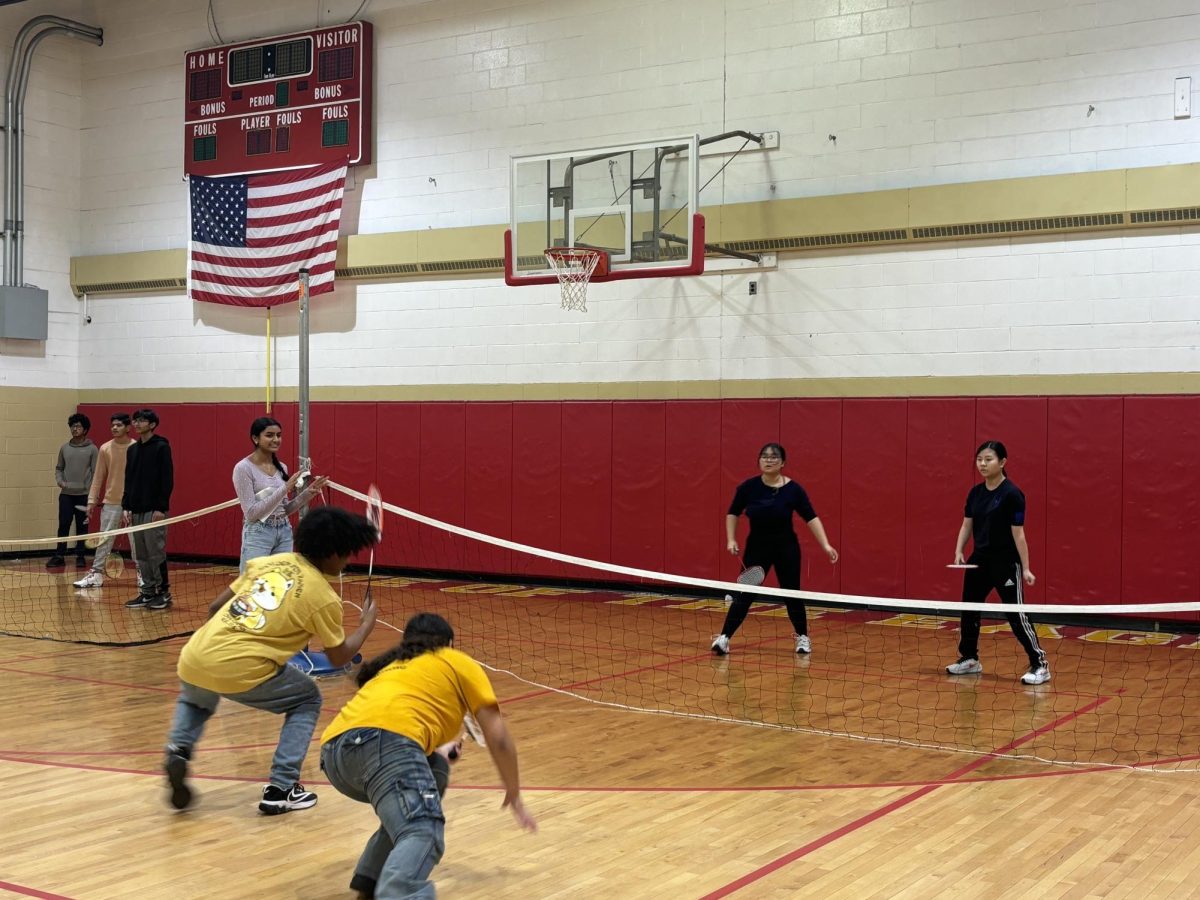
[{"x1": 545, "y1": 248, "x2": 602, "y2": 312}]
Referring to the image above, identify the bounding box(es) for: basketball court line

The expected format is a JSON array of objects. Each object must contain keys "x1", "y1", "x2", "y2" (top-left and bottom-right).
[
  {"x1": 697, "y1": 693, "x2": 1117, "y2": 898},
  {"x1": 0, "y1": 880, "x2": 73, "y2": 900},
  {"x1": 0, "y1": 748, "x2": 1119, "y2": 791}
]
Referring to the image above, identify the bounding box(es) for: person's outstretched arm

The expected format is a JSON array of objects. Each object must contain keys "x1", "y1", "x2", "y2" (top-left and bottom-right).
[{"x1": 475, "y1": 703, "x2": 537, "y2": 831}]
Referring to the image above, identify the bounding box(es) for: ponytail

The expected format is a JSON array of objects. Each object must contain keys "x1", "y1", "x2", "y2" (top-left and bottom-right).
[{"x1": 357, "y1": 612, "x2": 454, "y2": 686}]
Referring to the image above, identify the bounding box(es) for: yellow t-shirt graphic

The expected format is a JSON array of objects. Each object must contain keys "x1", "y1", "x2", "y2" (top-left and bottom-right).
[{"x1": 178, "y1": 552, "x2": 345, "y2": 694}]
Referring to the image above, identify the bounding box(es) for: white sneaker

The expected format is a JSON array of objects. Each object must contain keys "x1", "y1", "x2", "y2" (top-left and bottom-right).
[
  {"x1": 794, "y1": 634, "x2": 811, "y2": 654},
  {"x1": 1020, "y1": 665, "x2": 1051, "y2": 685},
  {"x1": 946, "y1": 658, "x2": 983, "y2": 675},
  {"x1": 74, "y1": 571, "x2": 104, "y2": 588},
  {"x1": 711, "y1": 634, "x2": 730, "y2": 655},
  {"x1": 723, "y1": 593, "x2": 733, "y2": 605}
]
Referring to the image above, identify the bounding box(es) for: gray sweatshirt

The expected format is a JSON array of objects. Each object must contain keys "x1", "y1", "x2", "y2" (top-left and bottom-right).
[{"x1": 55, "y1": 438, "x2": 97, "y2": 495}]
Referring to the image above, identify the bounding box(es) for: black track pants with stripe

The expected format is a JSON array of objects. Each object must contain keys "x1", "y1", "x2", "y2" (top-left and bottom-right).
[{"x1": 957, "y1": 556, "x2": 1046, "y2": 669}]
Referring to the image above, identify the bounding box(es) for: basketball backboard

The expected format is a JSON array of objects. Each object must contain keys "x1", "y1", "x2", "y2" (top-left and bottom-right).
[{"x1": 505, "y1": 134, "x2": 704, "y2": 285}]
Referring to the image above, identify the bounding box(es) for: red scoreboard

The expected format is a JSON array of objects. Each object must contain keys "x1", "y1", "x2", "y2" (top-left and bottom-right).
[{"x1": 184, "y1": 21, "x2": 373, "y2": 177}]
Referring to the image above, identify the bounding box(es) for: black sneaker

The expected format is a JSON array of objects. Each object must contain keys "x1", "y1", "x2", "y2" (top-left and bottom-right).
[
  {"x1": 45, "y1": 555, "x2": 65, "y2": 568},
  {"x1": 147, "y1": 592, "x2": 173, "y2": 610},
  {"x1": 164, "y1": 746, "x2": 193, "y2": 810},
  {"x1": 124, "y1": 594, "x2": 153, "y2": 609},
  {"x1": 75, "y1": 555, "x2": 87, "y2": 567},
  {"x1": 258, "y1": 783, "x2": 318, "y2": 815}
]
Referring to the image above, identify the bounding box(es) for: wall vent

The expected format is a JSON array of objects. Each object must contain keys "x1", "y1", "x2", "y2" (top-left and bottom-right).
[
  {"x1": 913, "y1": 213, "x2": 1124, "y2": 240},
  {"x1": 1130, "y1": 207, "x2": 1200, "y2": 224},
  {"x1": 75, "y1": 278, "x2": 188, "y2": 294}
]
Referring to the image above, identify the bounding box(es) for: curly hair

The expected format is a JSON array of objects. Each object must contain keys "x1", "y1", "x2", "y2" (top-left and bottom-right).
[{"x1": 293, "y1": 505, "x2": 379, "y2": 561}]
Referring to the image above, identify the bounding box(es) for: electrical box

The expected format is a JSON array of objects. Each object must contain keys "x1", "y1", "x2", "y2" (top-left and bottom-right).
[{"x1": 0, "y1": 285, "x2": 48, "y2": 339}]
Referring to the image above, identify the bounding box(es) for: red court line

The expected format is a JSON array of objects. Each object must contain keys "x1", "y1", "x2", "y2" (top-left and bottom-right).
[
  {"x1": 0, "y1": 665, "x2": 179, "y2": 695},
  {"x1": 0, "y1": 881, "x2": 74, "y2": 899},
  {"x1": 697, "y1": 693, "x2": 1117, "y2": 899}
]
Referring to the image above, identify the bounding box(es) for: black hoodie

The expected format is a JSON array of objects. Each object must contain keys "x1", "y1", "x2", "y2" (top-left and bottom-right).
[{"x1": 122, "y1": 433, "x2": 174, "y2": 514}]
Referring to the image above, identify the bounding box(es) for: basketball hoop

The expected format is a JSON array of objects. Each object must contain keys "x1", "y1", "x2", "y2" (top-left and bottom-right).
[{"x1": 545, "y1": 247, "x2": 607, "y2": 312}]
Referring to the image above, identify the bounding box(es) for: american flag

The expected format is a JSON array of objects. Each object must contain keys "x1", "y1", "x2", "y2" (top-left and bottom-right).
[{"x1": 188, "y1": 160, "x2": 347, "y2": 307}]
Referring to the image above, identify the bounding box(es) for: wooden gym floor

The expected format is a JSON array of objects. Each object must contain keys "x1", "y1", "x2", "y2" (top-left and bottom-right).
[{"x1": 4, "y1": 569, "x2": 1200, "y2": 899}]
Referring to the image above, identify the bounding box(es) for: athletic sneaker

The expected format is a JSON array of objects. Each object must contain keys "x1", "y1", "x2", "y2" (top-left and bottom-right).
[
  {"x1": 723, "y1": 593, "x2": 733, "y2": 605},
  {"x1": 74, "y1": 571, "x2": 104, "y2": 589},
  {"x1": 946, "y1": 658, "x2": 983, "y2": 675},
  {"x1": 711, "y1": 634, "x2": 731, "y2": 655},
  {"x1": 45, "y1": 555, "x2": 65, "y2": 568},
  {"x1": 794, "y1": 634, "x2": 812, "y2": 654},
  {"x1": 164, "y1": 746, "x2": 193, "y2": 810},
  {"x1": 124, "y1": 593, "x2": 153, "y2": 609},
  {"x1": 147, "y1": 592, "x2": 173, "y2": 610},
  {"x1": 75, "y1": 555, "x2": 87, "y2": 567},
  {"x1": 259, "y1": 783, "x2": 318, "y2": 815},
  {"x1": 1020, "y1": 665, "x2": 1051, "y2": 685}
]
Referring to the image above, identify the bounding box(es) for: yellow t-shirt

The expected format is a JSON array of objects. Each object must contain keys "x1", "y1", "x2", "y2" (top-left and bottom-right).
[
  {"x1": 177, "y1": 552, "x2": 345, "y2": 694},
  {"x1": 321, "y1": 647, "x2": 497, "y2": 754}
]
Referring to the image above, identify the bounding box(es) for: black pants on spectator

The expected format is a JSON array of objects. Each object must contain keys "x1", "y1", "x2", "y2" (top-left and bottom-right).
[{"x1": 55, "y1": 493, "x2": 88, "y2": 556}]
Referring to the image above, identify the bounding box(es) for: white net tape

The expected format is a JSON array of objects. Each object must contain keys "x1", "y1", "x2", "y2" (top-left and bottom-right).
[{"x1": 545, "y1": 248, "x2": 602, "y2": 312}]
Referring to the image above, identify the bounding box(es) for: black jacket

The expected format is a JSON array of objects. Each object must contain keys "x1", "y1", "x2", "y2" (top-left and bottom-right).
[{"x1": 123, "y1": 434, "x2": 174, "y2": 514}]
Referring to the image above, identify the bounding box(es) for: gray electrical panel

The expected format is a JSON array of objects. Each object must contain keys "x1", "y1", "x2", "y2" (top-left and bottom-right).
[{"x1": 0, "y1": 285, "x2": 48, "y2": 340}]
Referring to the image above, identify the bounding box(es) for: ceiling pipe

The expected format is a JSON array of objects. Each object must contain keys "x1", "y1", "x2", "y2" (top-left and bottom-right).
[{"x1": 3, "y1": 16, "x2": 102, "y2": 286}]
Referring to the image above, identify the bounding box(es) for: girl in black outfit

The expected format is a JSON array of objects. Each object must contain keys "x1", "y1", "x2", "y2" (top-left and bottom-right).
[
  {"x1": 945, "y1": 440, "x2": 1049, "y2": 685},
  {"x1": 712, "y1": 443, "x2": 838, "y2": 656}
]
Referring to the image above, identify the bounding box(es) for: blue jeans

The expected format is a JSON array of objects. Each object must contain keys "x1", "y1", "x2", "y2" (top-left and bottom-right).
[
  {"x1": 167, "y1": 664, "x2": 322, "y2": 788},
  {"x1": 240, "y1": 519, "x2": 293, "y2": 573},
  {"x1": 321, "y1": 728, "x2": 446, "y2": 899}
]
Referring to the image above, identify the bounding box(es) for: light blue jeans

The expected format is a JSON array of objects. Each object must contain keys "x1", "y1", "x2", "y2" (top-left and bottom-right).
[
  {"x1": 321, "y1": 728, "x2": 446, "y2": 899},
  {"x1": 240, "y1": 519, "x2": 293, "y2": 573},
  {"x1": 166, "y1": 664, "x2": 322, "y2": 788}
]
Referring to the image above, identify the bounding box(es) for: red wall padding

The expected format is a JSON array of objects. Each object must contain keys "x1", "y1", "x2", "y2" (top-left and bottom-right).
[
  {"x1": 840, "y1": 400, "x2": 908, "y2": 598},
  {"x1": 77, "y1": 394, "x2": 1200, "y2": 610},
  {"x1": 1045, "y1": 397, "x2": 1124, "y2": 605}
]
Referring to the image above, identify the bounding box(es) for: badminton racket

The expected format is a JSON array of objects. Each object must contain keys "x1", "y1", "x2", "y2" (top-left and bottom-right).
[
  {"x1": 364, "y1": 483, "x2": 383, "y2": 601},
  {"x1": 463, "y1": 711, "x2": 486, "y2": 747},
  {"x1": 736, "y1": 565, "x2": 766, "y2": 587}
]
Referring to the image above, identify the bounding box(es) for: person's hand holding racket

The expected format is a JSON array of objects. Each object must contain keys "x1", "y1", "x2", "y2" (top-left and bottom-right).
[
  {"x1": 358, "y1": 590, "x2": 378, "y2": 631},
  {"x1": 822, "y1": 544, "x2": 839, "y2": 564},
  {"x1": 727, "y1": 539, "x2": 739, "y2": 556},
  {"x1": 1023, "y1": 568, "x2": 1036, "y2": 586}
]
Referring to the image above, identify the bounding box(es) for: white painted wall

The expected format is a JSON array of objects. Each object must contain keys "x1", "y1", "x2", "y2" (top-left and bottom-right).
[
  {"x1": 0, "y1": 0, "x2": 86, "y2": 387},
  {"x1": 7, "y1": 0, "x2": 1200, "y2": 389}
]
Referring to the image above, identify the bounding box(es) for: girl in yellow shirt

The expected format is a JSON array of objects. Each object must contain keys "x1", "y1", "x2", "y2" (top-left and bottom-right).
[{"x1": 321, "y1": 612, "x2": 536, "y2": 899}]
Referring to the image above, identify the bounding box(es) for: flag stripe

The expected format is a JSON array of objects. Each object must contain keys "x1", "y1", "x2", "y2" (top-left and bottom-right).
[
  {"x1": 189, "y1": 160, "x2": 346, "y2": 307},
  {"x1": 191, "y1": 260, "x2": 338, "y2": 289}
]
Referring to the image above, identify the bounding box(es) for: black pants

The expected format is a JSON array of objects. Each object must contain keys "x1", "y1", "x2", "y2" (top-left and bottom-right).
[
  {"x1": 957, "y1": 556, "x2": 1046, "y2": 668},
  {"x1": 55, "y1": 493, "x2": 87, "y2": 556},
  {"x1": 719, "y1": 534, "x2": 806, "y2": 637}
]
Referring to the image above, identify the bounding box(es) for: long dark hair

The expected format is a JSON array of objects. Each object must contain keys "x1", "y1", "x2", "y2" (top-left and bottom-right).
[
  {"x1": 250, "y1": 416, "x2": 288, "y2": 479},
  {"x1": 356, "y1": 612, "x2": 455, "y2": 686}
]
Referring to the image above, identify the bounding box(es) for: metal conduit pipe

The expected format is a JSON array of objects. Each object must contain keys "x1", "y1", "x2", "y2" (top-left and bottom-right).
[{"x1": 3, "y1": 16, "x2": 102, "y2": 286}]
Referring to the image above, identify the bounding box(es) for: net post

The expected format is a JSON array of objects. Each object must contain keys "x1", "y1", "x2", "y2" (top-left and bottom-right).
[{"x1": 297, "y1": 268, "x2": 310, "y2": 518}]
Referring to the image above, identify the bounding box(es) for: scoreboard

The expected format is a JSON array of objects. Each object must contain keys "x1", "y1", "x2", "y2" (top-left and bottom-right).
[{"x1": 184, "y1": 21, "x2": 372, "y2": 177}]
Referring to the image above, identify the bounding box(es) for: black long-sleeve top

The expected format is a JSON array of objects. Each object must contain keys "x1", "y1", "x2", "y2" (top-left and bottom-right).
[{"x1": 123, "y1": 434, "x2": 174, "y2": 514}]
